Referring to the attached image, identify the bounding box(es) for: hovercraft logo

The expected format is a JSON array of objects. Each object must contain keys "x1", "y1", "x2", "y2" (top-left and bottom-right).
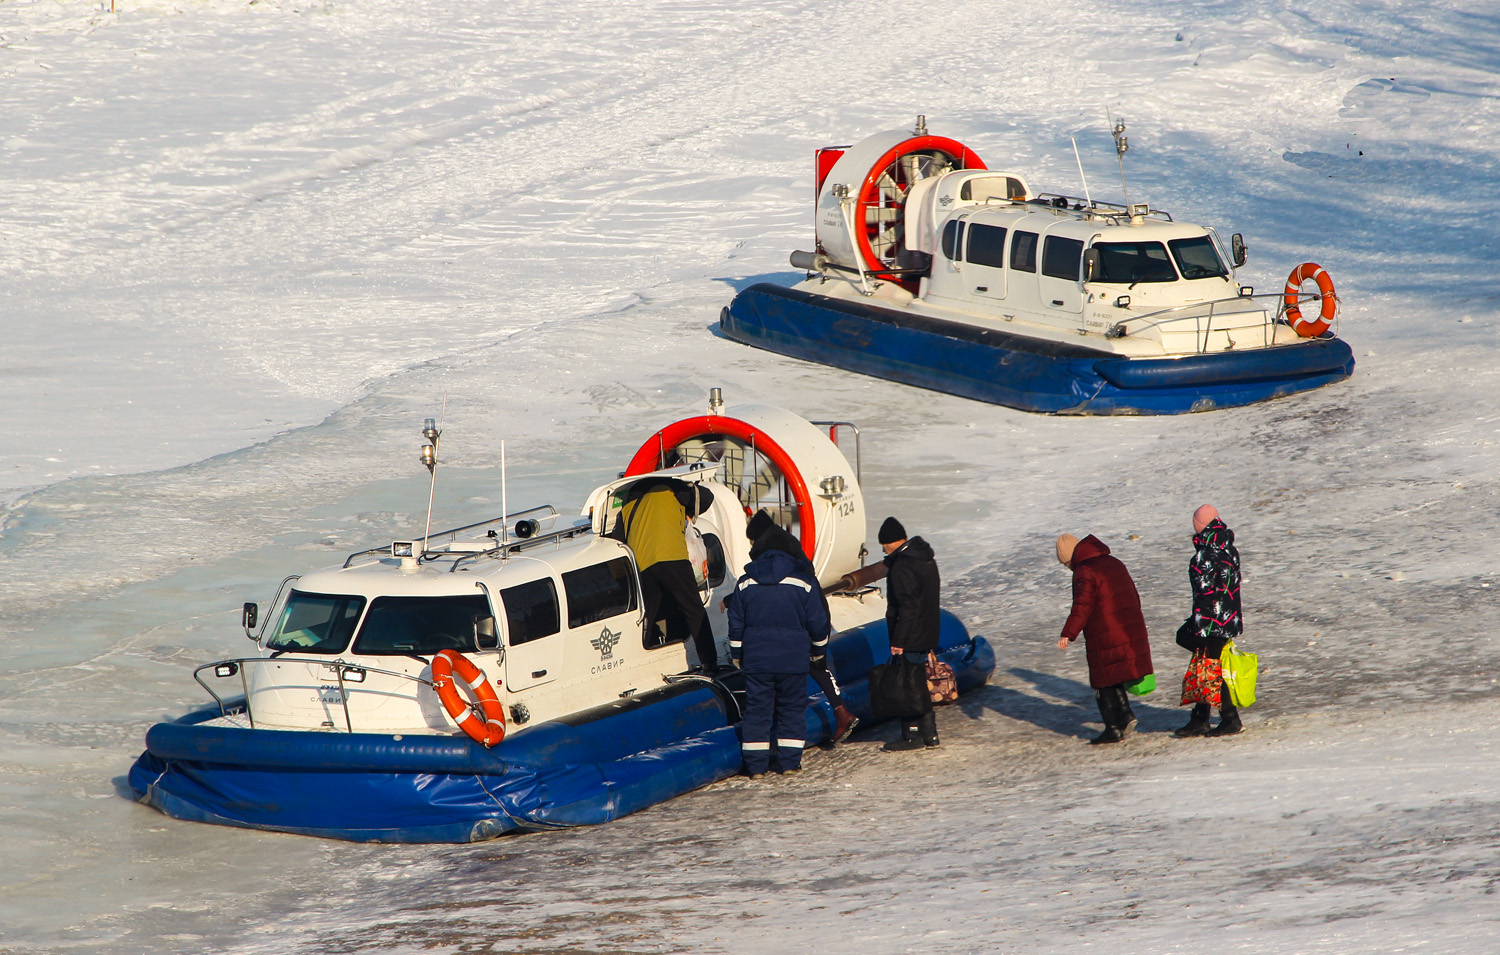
[{"x1": 592, "y1": 626, "x2": 621, "y2": 661}]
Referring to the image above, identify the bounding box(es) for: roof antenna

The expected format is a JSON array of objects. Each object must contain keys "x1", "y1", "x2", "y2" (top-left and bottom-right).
[
  {"x1": 1070, "y1": 136, "x2": 1093, "y2": 210},
  {"x1": 500, "y1": 438, "x2": 509, "y2": 558},
  {"x1": 419, "y1": 394, "x2": 448, "y2": 558},
  {"x1": 1108, "y1": 108, "x2": 1131, "y2": 208}
]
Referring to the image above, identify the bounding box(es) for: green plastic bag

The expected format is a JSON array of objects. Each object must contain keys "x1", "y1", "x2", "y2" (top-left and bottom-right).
[
  {"x1": 1125, "y1": 672, "x2": 1156, "y2": 696},
  {"x1": 1220, "y1": 640, "x2": 1258, "y2": 707}
]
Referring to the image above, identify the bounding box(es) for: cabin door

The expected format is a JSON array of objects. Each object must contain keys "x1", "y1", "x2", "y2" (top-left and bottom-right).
[
  {"x1": 1038, "y1": 233, "x2": 1085, "y2": 315},
  {"x1": 496, "y1": 576, "x2": 564, "y2": 692},
  {"x1": 959, "y1": 221, "x2": 1008, "y2": 305},
  {"x1": 921, "y1": 215, "x2": 972, "y2": 307},
  {"x1": 559, "y1": 555, "x2": 644, "y2": 686}
]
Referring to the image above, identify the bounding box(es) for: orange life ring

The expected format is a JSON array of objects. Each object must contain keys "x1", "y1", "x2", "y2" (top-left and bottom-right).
[
  {"x1": 1283, "y1": 262, "x2": 1338, "y2": 337},
  {"x1": 431, "y1": 649, "x2": 506, "y2": 746}
]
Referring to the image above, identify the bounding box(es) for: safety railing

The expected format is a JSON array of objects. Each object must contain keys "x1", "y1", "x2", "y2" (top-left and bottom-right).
[
  {"x1": 1104, "y1": 290, "x2": 1332, "y2": 354},
  {"x1": 194, "y1": 657, "x2": 440, "y2": 733},
  {"x1": 810, "y1": 420, "x2": 862, "y2": 486},
  {"x1": 342, "y1": 504, "x2": 560, "y2": 567},
  {"x1": 1033, "y1": 192, "x2": 1176, "y2": 222},
  {"x1": 449, "y1": 516, "x2": 594, "y2": 571}
]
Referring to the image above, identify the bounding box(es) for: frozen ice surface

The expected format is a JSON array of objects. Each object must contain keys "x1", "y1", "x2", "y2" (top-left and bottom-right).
[{"x1": 2, "y1": 0, "x2": 1499, "y2": 952}]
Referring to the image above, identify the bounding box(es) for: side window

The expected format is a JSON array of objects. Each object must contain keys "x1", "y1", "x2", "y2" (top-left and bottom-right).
[
  {"x1": 500, "y1": 577, "x2": 560, "y2": 646},
  {"x1": 1010, "y1": 231, "x2": 1038, "y2": 272},
  {"x1": 1042, "y1": 236, "x2": 1085, "y2": 280},
  {"x1": 702, "y1": 533, "x2": 727, "y2": 588},
  {"x1": 965, "y1": 223, "x2": 1007, "y2": 268},
  {"x1": 940, "y1": 219, "x2": 967, "y2": 260},
  {"x1": 562, "y1": 557, "x2": 639, "y2": 628}
]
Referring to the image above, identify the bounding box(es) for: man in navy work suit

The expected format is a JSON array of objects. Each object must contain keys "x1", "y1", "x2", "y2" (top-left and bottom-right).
[{"x1": 728, "y1": 532, "x2": 831, "y2": 777}]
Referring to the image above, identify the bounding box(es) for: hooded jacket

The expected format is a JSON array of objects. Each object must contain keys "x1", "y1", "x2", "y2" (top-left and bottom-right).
[
  {"x1": 1060, "y1": 535, "x2": 1153, "y2": 688},
  {"x1": 750, "y1": 523, "x2": 806, "y2": 565},
  {"x1": 1187, "y1": 518, "x2": 1242, "y2": 654},
  {"x1": 884, "y1": 536, "x2": 940, "y2": 653},
  {"x1": 728, "y1": 548, "x2": 830, "y2": 674},
  {"x1": 751, "y1": 522, "x2": 837, "y2": 666}
]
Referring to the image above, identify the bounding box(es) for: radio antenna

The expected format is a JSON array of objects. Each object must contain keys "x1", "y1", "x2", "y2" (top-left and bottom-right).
[
  {"x1": 1070, "y1": 136, "x2": 1093, "y2": 209},
  {"x1": 500, "y1": 439, "x2": 509, "y2": 557},
  {"x1": 419, "y1": 395, "x2": 448, "y2": 558},
  {"x1": 1108, "y1": 108, "x2": 1131, "y2": 207}
]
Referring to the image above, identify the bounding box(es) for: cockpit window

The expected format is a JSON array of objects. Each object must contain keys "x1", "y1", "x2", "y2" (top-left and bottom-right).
[
  {"x1": 265, "y1": 592, "x2": 365, "y2": 654},
  {"x1": 1169, "y1": 235, "x2": 1229, "y2": 279},
  {"x1": 351, "y1": 594, "x2": 491, "y2": 656},
  {"x1": 1093, "y1": 242, "x2": 1178, "y2": 284}
]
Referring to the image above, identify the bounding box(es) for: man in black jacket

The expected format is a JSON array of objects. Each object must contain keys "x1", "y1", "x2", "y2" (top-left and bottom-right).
[{"x1": 879, "y1": 516, "x2": 941, "y2": 751}]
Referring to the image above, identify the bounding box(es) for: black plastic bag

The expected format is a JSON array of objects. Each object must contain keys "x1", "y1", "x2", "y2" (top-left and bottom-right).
[{"x1": 868, "y1": 657, "x2": 933, "y2": 719}]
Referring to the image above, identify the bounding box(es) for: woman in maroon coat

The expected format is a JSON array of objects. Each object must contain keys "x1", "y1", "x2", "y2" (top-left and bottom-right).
[{"x1": 1055, "y1": 534, "x2": 1155, "y2": 744}]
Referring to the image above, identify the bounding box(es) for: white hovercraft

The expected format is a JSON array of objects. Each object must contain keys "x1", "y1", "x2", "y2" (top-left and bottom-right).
[
  {"x1": 720, "y1": 116, "x2": 1354, "y2": 414},
  {"x1": 129, "y1": 391, "x2": 994, "y2": 842}
]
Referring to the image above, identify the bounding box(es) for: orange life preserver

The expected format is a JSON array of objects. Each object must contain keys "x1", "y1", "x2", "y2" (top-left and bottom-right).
[
  {"x1": 1283, "y1": 262, "x2": 1338, "y2": 337},
  {"x1": 431, "y1": 649, "x2": 506, "y2": 746}
]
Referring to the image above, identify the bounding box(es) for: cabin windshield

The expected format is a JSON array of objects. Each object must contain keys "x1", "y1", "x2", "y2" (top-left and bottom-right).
[
  {"x1": 1168, "y1": 235, "x2": 1229, "y2": 279},
  {"x1": 351, "y1": 594, "x2": 492, "y2": 656},
  {"x1": 265, "y1": 591, "x2": 366, "y2": 654},
  {"x1": 1093, "y1": 241, "x2": 1177, "y2": 284}
]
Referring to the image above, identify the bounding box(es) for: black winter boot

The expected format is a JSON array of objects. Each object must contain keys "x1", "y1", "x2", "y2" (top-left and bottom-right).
[
  {"x1": 919, "y1": 710, "x2": 940, "y2": 747},
  {"x1": 1208, "y1": 683, "x2": 1242, "y2": 736},
  {"x1": 883, "y1": 721, "x2": 926, "y2": 752},
  {"x1": 1115, "y1": 686, "x2": 1138, "y2": 739},
  {"x1": 1174, "y1": 703, "x2": 1211, "y2": 738},
  {"x1": 1090, "y1": 687, "x2": 1125, "y2": 744}
]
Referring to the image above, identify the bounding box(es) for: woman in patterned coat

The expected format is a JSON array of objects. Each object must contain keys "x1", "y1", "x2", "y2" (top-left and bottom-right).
[{"x1": 1175, "y1": 504, "x2": 1243, "y2": 737}]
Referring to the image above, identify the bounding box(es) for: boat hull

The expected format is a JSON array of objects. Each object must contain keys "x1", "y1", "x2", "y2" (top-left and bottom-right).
[
  {"x1": 721, "y1": 283, "x2": 1355, "y2": 414},
  {"x1": 129, "y1": 613, "x2": 994, "y2": 843}
]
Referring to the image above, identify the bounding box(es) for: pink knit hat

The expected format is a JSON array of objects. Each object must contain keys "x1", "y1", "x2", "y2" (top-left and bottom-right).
[
  {"x1": 1192, "y1": 504, "x2": 1219, "y2": 533},
  {"x1": 1055, "y1": 534, "x2": 1079, "y2": 566}
]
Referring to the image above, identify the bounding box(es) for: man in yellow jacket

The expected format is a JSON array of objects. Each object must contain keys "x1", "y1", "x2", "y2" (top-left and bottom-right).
[{"x1": 619, "y1": 483, "x2": 723, "y2": 672}]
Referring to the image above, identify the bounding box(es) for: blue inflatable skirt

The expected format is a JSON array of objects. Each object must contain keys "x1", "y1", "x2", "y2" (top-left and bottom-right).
[{"x1": 129, "y1": 612, "x2": 994, "y2": 842}]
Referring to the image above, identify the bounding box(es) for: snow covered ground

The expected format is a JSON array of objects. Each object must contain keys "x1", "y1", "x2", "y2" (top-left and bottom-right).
[{"x1": 2, "y1": 0, "x2": 1498, "y2": 951}]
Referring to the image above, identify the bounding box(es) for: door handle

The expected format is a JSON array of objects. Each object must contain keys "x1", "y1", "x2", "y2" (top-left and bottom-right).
[
  {"x1": 531, "y1": 669, "x2": 547, "y2": 678},
  {"x1": 1052, "y1": 299, "x2": 1065, "y2": 306},
  {"x1": 975, "y1": 286, "x2": 988, "y2": 292}
]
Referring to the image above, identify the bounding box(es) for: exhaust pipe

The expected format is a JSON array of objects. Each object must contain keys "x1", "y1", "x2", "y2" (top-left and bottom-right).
[
  {"x1": 822, "y1": 561, "x2": 889, "y2": 595},
  {"x1": 790, "y1": 250, "x2": 827, "y2": 272}
]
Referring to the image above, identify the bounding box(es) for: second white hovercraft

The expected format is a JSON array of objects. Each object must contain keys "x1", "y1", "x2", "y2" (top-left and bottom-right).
[{"x1": 721, "y1": 117, "x2": 1354, "y2": 414}]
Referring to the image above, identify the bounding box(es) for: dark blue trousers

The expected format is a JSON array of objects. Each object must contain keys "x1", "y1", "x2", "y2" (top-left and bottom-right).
[{"x1": 741, "y1": 672, "x2": 808, "y2": 773}]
